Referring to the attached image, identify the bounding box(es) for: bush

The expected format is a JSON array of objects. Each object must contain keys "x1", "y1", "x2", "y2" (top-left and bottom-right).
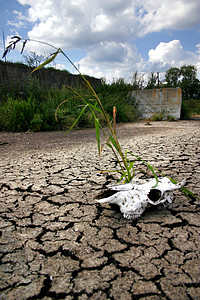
[
  {"x1": 181, "y1": 99, "x2": 200, "y2": 119},
  {"x1": 98, "y1": 89, "x2": 139, "y2": 123},
  {"x1": 0, "y1": 96, "x2": 36, "y2": 131},
  {"x1": 166, "y1": 115, "x2": 177, "y2": 121},
  {"x1": 151, "y1": 112, "x2": 165, "y2": 121},
  {"x1": 30, "y1": 113, "x2": 44, "y2": 132},
  {"x1": 150, "y1": 110, "x2": 177, "y2": 121}
]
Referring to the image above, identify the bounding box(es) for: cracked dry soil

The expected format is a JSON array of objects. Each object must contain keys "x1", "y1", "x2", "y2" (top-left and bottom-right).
[{"x1": 0, "y1": 121, "x2": 199, "y2": 300}]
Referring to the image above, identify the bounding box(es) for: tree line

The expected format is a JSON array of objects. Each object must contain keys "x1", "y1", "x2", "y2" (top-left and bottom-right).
[
  {"x1": 104, "y1": 65, "x2": 200, "y2": 101},
  {"x1": 145, "y1": 65, "x2": 200, "y2": 100}
]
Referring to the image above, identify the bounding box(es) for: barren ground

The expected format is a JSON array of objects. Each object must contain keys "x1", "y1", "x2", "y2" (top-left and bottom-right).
[{"x1": 0, "y1": 121, "x2": 199, "y2": 299}]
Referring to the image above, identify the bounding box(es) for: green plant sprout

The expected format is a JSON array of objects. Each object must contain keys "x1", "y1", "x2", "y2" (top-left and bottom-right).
[{"x1": 3, "y1": 36, "x2": 198, "y2": 199}]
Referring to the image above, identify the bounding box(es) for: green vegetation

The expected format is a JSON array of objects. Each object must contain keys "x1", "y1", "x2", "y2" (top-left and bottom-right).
[
  {"x1": 1, "y1": 66, "x2": 199, "y2": 132},
  {"x1": 0, "y1": 76, "x2": 139, "y2": 132},
  {"x1": 151, "y1": 110, "x2": 177, "y2": 121},
  {"x1": 145, "y1": 65, "x2": 200, "y2": 119},
  {"x1": 97, "y1": 79, "x2": 139, "y2": 123},
  {"x1": 181, "y1": 99, "x2": 200, "y2": 119},
  {"x1": 165, "y1": 65, "x2": 200, "y2": 100},
  {"x1": 1, "y1": 59, "x2": 199, "y2": 132},
  {"x1": 146, "y1": 65, "x2": 200, "y2": 100}
]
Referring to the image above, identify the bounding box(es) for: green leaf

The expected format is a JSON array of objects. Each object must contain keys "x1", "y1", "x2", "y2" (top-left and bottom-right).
[
  {"x1": 118, "y1": 173, "x2": 127, "y2": 183},
  {"x1": 147, "y1": 164, "x2": 159, "y2": 188},
  {"x1": 31, "y1": 49, "x2": 61, "y2": 73},
  {"x1": 109, "y1": 136, "x2": 120, "y2": 153},
  {"x1": 106, "y1": 142, "x2": 113, "y2": 150},
  {"x1": 128, "y1": 160, "x2": 134, "y2": 171},
  {"x1": 181, "y1": 187, "x2": 199, "y2": 199},
  {"x1": 167, "y1": 177, "x2": 199, "y2": 199},
  {"x1": 66, "y1": 104, "x2": 88, "y2": 134},
  {"x1": 127, "y1": 151, "x2": 159, "y2": 187},
  {"x1": 88, "y1": 102, "x2": 103, "y2": 114},
  {"x1": 95, "y1": 118, "x2": 101, "y2": 157}
]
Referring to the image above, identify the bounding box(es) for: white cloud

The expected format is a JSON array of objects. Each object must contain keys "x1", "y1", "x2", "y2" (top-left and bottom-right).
[
  {"x1": 136, "y1": 0, "x2": 200, "y2": 36},
  {"x1": 7, "y1": 0, "x2": 199, "y2": 80},
  {"x1": 196, "y1": 43, "x2": 200, "y2": 54},
  {"x1": 14, "y1": 1, "x2": 200, "y2": 48},
  {"x1": 17, "y1": 0, "x2": 139, "y2": 49},
  {"x1": 148, "y1": 40, "x2": 200, "y2": 74},
  {"x1": 77, "y1": 42, "x2": 144, "y2": 81},
  {"x1": 54, "y1": 63, "x2": 66, "y2": 70},
  {"x1": 195, "y1": 44, "x2": 200, "y2": 78},
  {"x1": 148, "y1": 40, "x2": 185, "y2": 69},
  {"x1": 6, "y1": 10, "x2": 29, "y2": 28}
]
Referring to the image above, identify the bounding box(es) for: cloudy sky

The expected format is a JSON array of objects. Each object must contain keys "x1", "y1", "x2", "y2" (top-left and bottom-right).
[{"x1": 0, "y1": 0, "x2": 200, "y2": 82}]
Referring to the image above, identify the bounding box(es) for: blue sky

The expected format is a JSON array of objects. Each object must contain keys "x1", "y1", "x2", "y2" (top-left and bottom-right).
[{"x1": 0, "y1": 0, "x2": 200, "y2": 82}]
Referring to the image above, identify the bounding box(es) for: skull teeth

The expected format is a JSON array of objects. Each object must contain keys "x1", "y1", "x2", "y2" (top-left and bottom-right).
[{"x1": 123, "y1": 213, "x2": 139, "y2": 219}]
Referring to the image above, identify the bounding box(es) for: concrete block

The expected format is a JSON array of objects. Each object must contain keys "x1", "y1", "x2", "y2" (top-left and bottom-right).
[{"x1": 130, "y1": 87, "x2": 182, "y2": 119}]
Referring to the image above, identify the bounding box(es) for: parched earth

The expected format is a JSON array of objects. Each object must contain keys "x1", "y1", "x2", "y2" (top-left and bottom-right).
[{"x1": 0, "y1": 121, "x2": 199, "y2": 300}]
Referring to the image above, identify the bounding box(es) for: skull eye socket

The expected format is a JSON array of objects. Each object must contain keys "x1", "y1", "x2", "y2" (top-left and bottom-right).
[{"x1": 148, "y1": 189, "x2": 162, "y2": 202}]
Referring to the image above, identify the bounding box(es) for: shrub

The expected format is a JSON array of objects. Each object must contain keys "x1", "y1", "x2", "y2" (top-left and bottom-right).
[
  {"x1": 0, "y1": 96, "x2": 36, "y2": 131},
  {"x1": 98, "y1": 89, "x2": 139, "y2": 123},
  {"x1": 151, "y1": 110, "x2": 177, "y2": 121},
  {"x1": 151, "y1": 111, "x2": 166, "y2": 121},
  {"x1": 166, "y1": 115, "x2": 177, "y2": 121},
  {"x1": 181, "y1": 99, "x2": 200, "y2": 119},
  {"x1": 30, "y1": 113, "x2": 44, "y2": 132}
]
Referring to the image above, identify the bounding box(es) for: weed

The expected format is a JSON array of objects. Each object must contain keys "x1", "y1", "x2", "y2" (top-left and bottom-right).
[
  {"x1": 151, "y1": 110, "x2": 168, "y2": 121},
  {"x1": 0, "y1": 96, "x2": 36, "y2": 131},
  {"x1": 166, "y1": 115, "x2": 177, "y2": 121},
  {"x1": 181, "y1": 99, "x2": 200, "y2": 119},
  {"x1": 30, "y1": 113, "x2": 44, "y2": 132},
  {"x1": 150, "y1": 110, "x2": 177, "y2": 121}
]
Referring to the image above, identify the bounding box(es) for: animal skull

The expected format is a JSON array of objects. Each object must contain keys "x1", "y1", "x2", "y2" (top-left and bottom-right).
[{"x1": 96, "y1": 177, "x2": 186, "y2": 219}]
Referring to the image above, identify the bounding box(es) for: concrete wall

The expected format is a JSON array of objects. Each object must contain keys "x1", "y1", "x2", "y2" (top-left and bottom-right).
[
  {"x1": 130, "y1": 87, "x2": 182, "y2": 119},
  {"x1": 0, "y1": 61, "x2": 101, "y2": 90}
]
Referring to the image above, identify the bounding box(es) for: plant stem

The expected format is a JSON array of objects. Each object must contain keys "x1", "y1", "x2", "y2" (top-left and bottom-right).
[{"x1": 60, "y1": 49, "x2": 131, "y2": 181}]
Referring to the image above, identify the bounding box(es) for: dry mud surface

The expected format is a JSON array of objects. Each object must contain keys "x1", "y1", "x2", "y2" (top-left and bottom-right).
[{"x1": 0, "y1": 121, "x2": 200, "y2": 300}]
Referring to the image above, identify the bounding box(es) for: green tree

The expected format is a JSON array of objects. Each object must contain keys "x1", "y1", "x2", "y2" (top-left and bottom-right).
[
  {"x1": 179, "y1": 65, "x2": 200, "y2": 100},
  {"x1": 165, "y1": 65, "x2": 200, "y2": 100},
  {"x1": 165, "y1": 67, "x2": 180, "y2": 88}
]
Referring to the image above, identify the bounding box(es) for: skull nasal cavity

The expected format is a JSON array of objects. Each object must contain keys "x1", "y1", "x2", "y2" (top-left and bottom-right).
[{"x1": 148, "y1": 189, "x2": 162, "y2": 202}]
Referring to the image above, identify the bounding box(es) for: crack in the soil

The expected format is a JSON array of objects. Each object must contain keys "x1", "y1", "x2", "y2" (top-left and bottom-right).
[{"x1": 26, "y1": 275, "x2": 52, "y2": 300}]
